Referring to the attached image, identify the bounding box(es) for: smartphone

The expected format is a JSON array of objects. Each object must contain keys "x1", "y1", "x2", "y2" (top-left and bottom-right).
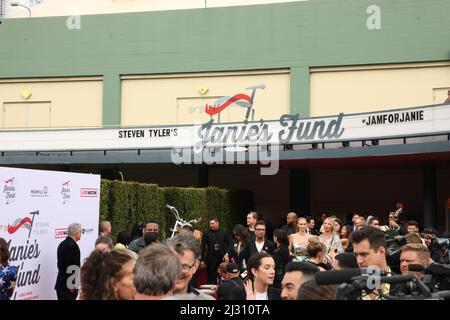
[{"x1": 240, "y1": 270, "x2": 248, "y2": 279}]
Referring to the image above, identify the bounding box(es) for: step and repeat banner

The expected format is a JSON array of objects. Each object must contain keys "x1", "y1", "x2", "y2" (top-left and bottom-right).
[{"x1": 0, "y1": 166, "x2": 100, "y2": 300}]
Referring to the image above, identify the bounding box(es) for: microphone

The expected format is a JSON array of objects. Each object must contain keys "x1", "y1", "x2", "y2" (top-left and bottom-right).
[
  {"x1": 315, "y1": 268, "x2": 387, "y2": 285},
  {"x1": 408, "y1": 264, "x2": 425, "y2": 272},
  {"x1": 316, "y1": 269, "x2": 419, "y2": 288},
  {"x1": 378, "y1": 274, "x2": 416, "y2": 285},
  {"x1": 315, "y1": 269, "x2": 361, "y2": 285}
]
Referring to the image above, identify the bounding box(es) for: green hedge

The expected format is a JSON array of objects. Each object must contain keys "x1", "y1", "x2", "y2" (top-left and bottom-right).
[{"x1": 100, "y1": 180, "x2": 253, "y2": 239}]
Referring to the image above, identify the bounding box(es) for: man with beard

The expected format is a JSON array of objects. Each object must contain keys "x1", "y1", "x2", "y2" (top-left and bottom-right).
[
  {"x1": 201, "y1": 217, "x2": 233, "y2": 284},
  {"x1": 128, "y1": 220, "x2": 160, "y2": 254},
  {"x1": 281, "y1": 212, "x2": 298, "y2": 235}
]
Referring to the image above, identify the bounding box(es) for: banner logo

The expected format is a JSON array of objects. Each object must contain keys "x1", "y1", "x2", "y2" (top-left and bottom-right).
[
  {"x1": 80, "y1": 188, "x2": 98, "y2": 198},
  {"x1": 204, "y1": 84, "x2": 265, "y2": 122},
  {"x1": 3, "y1": 177, "x2": 16, "y2": 204},
  {"x1": 61, "y1": 180, "x2": 71, "y2": 204},
  {"x1": 7, "y1": 211, "x2": 39, "y2": 237},
  {"x1": 8, "y1": 217, "x2": 32, "y2": 234},
  {"x1": 30, "y1": 186, "x2": 49, "y2": 198},
  {"x1": 54, "y1": 228, "x2": 68, "y2": 239},
  {"x1": 55, "y1": 226, "x2": 94, "y2": 239}
]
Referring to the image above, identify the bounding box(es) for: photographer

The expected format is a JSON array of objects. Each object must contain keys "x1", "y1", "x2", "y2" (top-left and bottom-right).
[
  {"x1": 388, "y1": 202, "x2": 407, "y2": 235},
  {"x1": 421, "y1": 228, "x2": 447, "y2": 264},
  {"x1": 399, "y1": 243, "x2": 430, "y2": 278},
  {"x1": 389, "y1": 243, "x2": 431, "y2": 297}
]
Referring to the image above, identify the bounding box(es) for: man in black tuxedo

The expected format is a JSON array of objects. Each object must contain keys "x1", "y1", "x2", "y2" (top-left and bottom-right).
[
  {"x1": 54, "y1": 223, "x2": 82, "y2": 300},
  {"x1": 239, "y1": 220, "x2": 275, "y2": 265},
  {"x1": 201, "y1": 217, "x2": 233, "y2": 284}
]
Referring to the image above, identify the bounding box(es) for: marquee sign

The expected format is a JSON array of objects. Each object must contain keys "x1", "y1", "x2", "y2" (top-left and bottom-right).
[{"x1": 0, "y1": 104, "x2": 448, "y2": 152}]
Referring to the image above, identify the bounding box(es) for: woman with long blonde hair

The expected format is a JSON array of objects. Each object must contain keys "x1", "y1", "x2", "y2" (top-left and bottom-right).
[
  {"x1": 319, "y1": 218, "x2": 343, "y2": 262},
  {"x1": 289, "y1": 217, "x2": 312, "y2": 262}
]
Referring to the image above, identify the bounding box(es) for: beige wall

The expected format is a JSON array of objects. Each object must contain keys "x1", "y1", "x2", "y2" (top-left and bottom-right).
[
  {"x1": 121, "y1": 71, "x2": 290, "y2": 126},
  {"x1": 9, "y1": 0, "x2": 308, "y2": 18},
  {"x1": 310, "y1": 63, "x2": 450, "y2": 117},
  {"x1": 0, "y1": 78, "x2": 103, "y2": 129}
]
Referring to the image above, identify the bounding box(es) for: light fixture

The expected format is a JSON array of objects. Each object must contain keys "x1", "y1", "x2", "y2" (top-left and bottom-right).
[
  {"x1": 10, "y1": 2, "x2": 31, "y2": 18},
  {"x1": 198, "y1": 85, "x2": 209, "y2": 95},
  {"x1": 21, "y1": 88, "x2": 32, "y2": 99}
]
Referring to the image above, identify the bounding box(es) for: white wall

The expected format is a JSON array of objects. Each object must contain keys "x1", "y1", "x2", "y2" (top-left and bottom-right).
[{"x1": 3, "y1": 0, "x2": 43, "y2": 18}]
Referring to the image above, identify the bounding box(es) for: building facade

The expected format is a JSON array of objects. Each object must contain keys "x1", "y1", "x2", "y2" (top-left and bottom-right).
[{"x1": 0, "y1": 0, "x2": 449, "y2": 230}]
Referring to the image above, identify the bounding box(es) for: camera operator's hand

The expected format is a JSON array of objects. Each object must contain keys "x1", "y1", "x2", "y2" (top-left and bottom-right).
[
  {"x1": 389, "y1": 219, "x2": 400, "y2": 228},
  {"x1": 244, "y1": 279, "x2": 256, "y2": 300}
]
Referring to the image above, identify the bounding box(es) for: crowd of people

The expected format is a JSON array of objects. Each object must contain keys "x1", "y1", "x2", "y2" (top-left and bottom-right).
[{"x1": 0, "y1": 202, "x2": 449, "y2": 300}]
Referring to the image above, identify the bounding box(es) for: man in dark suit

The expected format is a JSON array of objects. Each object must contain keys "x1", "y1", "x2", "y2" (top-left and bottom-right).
[
  {"x1": 281, "y1": 212, "x2": 298, "y2": 236},
  {"x1": 238, "y1": 220, "x2": 275, "y2": 265},
  {"x1": 201, "y1": 217, "x2": 233, "y2": 284},
  {"x1": 54, "y1": 223, "x2": 82, "y2": 300}
]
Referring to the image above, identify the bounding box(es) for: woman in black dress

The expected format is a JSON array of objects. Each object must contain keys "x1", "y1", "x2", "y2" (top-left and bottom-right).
[
  {"x1": 230, "y1": 224, "x2": 251, "y2": 269},
  {"x1": 272, "y1": 229, "x2": 291, "y2": 288}
]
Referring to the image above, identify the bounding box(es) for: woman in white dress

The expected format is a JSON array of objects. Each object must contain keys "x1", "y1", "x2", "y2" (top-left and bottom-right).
[{"x1": 319, "y1": 217, "x2": 343, "y2": 262}]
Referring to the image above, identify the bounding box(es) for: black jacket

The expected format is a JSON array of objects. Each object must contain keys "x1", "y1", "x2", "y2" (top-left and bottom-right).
[
  {"x1": 201, "y1": 228, "x2": 233, "y2": 262},
  {"x1": 54, "y1": 237, "x2": 80, "y2": 291},
  {"x1": 273, "y1": 244, "x2": 291, "y2": 288},
  {"x1": 281, "y1": 224, "x2": 297, "y2": 236},
  {"x1": 238, "y1": 239, "x2": 275, "y2": 264},
  {"x1": 229, "y1": 285, "x2": 281, "y2": 300},
  {"x1": 217, "y1": 277, "x2": 244, "y2": 300}
]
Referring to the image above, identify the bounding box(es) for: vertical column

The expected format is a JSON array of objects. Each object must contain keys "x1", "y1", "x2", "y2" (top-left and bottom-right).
[
  {"x1": 103, "y1": 73, "x2": 121, "y2": 127},
  {"x1": 289, "y1": 169, "x2": 310, "y2": 216},
  {"x1": 423, "y1": 163, "x2": 436, "y2": 228},
  {"x1": 198, "y1": 165, "x2": 209, "y2": 187},
  {"x1": 290, "y1": 66, "x2": 310, "y2": 117}
]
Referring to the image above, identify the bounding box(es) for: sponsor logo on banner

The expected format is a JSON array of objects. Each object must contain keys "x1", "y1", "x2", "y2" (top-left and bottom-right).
[
  {"x1": 6, "y1": 210, "x2": 43, "y2": 299},
  {"x1": 54, "y1": 226, "x2": 94, "y2": 239},
  {"x1": 30, "y1": 186, "x2": 49, "y2": 198},
  {"x1": 54, "y1": 228, "x2": 68, "y2": 239},
  {"x1": 7, "y1": 211, "x2": 40, "y2": 237},
  {"x1": 80, "y1": 188, "x2": 99, "y2": 198},
  {"x1": 3, "y1": 177, "x2": 16, "y2": 204},
  {"x1": 61, "y1": 180, "x2": 71, "y2": 204},
  {"x1": 8, "y1": 217, "x2": 33, "y2": 234}
]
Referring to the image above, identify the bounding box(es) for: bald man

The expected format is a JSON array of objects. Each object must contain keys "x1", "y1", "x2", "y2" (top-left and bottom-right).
[{"x1": 281, "y1": 212, "x2": 298, "y2": 235}]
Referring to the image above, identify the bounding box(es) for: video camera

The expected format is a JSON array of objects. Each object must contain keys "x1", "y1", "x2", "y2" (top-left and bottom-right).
[
  {"x1": 409, "y1": 263, "x2": 450, "y2": 291},
  {"x1": 315, "y1": 267, "x2": 450, "y2": 300},
  {"x1": 385, "y1": 234, "x2": 407, "y2": 274}
]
